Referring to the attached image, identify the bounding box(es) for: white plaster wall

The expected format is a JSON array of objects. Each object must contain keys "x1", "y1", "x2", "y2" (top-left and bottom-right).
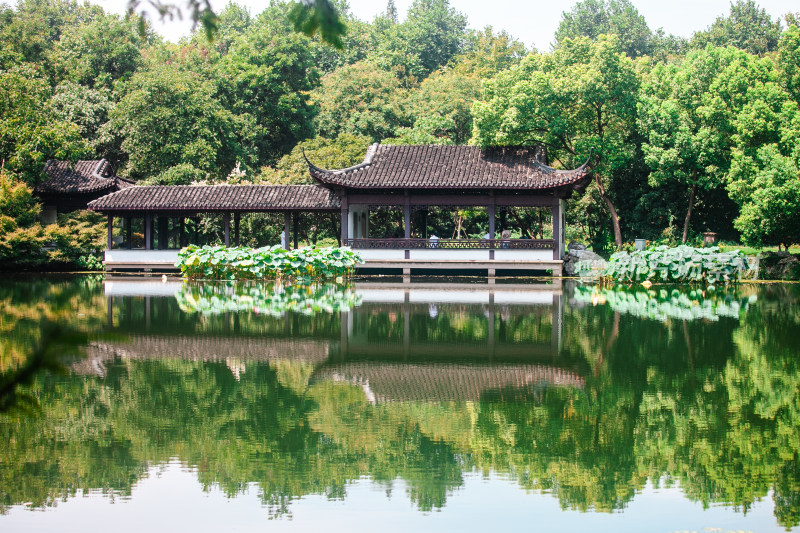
[
  {"x1": 493, "y1": 249, "x2": 553, "y2": 261},
  {"x1": 105, "y1": 281, "x2": 183, "y2": 297},
  {"x1": 494, "y1": 291, "x2": 555, "y2": 305},
  {"x1": 408, "y1": 291, "x2": 488, "y2": 304},
  {"x1": 359, "y1": 249, "x2": 406, "y2": 260},
  {"x1": 105, "y1": 250, "x2": 180, "y2": 264},
  {"x1": 354, "y1": 289, "x2": 407, "y2": 303},
  {"x1": 409, "y1": 249, "x2": 490, "y2": 261}
]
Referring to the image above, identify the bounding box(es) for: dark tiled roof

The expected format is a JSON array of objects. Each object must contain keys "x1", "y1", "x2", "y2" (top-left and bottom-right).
[
  {"x1": 306, "y1": 144, "x2": 592, "y2": 190},
  {"x1": 36, "y1": 159, "x2": 134, "y2": 194},
  {"x1": 88, "y1": 184, "x2": 341, "y2": 213},
  {"x1": 312, "y1": 362, "x2": 585, "y2": 403},
  {"x1": 76, "y1": 336, "x2": 330, "y2": 377}
]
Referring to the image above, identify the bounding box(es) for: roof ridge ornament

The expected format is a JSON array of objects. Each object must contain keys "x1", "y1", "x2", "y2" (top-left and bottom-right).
[
  {"x1": 531, "y1": 148, "x2": 595, "y2": 175},
  {"x1": 303, "y1": 142, "x2": 380, "y2": 177}
]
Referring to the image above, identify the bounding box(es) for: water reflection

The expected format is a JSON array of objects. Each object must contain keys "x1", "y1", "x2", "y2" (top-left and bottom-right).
[
  {"x1": 0, "y1": 277, "x2": 799, "y2": 531},
  {"x1": 176, "y1": 281, "x2": 362, "y2": 316},
  {"x1": 572, "y1": 284, "x2": 756, "y2": 321}
]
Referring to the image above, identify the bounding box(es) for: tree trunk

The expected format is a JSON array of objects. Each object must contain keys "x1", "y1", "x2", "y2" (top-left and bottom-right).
[
  {"x1": 507, "y1": 208, "x2": 533, "y2": 239},
  {"x1": 682, "y1": 183, "x2": 697, "y2": 244},
  {"x1": 595, "y1": 174, "x2": 622, "y2": 248}
]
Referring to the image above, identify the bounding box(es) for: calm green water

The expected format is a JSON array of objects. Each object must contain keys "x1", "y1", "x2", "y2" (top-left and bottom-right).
[{"x1": 1, "y1": 276, "x2": 799, "y2": 533}]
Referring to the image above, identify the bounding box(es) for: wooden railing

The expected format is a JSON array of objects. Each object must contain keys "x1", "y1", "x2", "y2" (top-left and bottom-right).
[{"x1": 344, "y1": 238, "x2": 554, "y2": 250}]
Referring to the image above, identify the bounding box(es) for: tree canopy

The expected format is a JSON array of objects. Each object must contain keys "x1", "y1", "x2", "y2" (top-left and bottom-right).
[{"x1": 2, "y1": 0, "x2": 800, "y2": 256}]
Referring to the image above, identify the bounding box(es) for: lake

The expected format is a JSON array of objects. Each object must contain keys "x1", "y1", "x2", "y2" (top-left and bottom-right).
[{"x1": 1, "y1": 275, "x2": 798, "y2": 533}]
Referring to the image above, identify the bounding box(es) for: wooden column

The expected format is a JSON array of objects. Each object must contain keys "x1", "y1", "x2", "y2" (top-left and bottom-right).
[
  {"x1": 362, "y1": 211, "x2": 368, "y2": 239},
  {"x1": 403, "y1": 290, "x2": 410, "y2": 360},
  {"x1": 157, "y1": 217, "x2": 168, "y2": 250},
  {"x1": 552, "y1": 201, "x2": 561, "y2": 260},
  {"x1": 223, "y1": 212, "x2": 231, "y2": 246},
  {"x1": 234, "y1": 213, "x2": 240, "y2": 247},
  {"x1": 179, "y1": 218, "x2": 186, "y2": 247},
  {"x1": 293, "y1": 212, "x2": 299, "y2": 249},
  {"x1": 284, "y1": 212, "x2": 291, "y2": 249},
  {"x1": 145, "y1": 214, "x2": 152, "y2": 250},
  {"x1": 125, "y1": 217, "x2": 132, "y2": 249},
  {"x1": 488, "y1": 197, "x2": 496, "y2": 260},
  {"x1": 107, "y1": 214, "x2": 113, "y2": 250},
  {"x1": 404, "y1": 196, "x2": 411, "y2": 259},
  {"x1": 488, "y1": 292, "x2": 495, "y2": 361},
  {"x1": 340, "y1": 196, "x2": 348, "y2": 245}
]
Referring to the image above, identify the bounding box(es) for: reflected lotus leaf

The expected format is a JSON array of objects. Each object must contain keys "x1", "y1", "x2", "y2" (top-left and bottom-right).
[
  {"x1": 175, "y1": 281, "x2": 362, "y2": 316},
  {"x1": 572, "y1": 285, "x2": 756, "y2": 322}
]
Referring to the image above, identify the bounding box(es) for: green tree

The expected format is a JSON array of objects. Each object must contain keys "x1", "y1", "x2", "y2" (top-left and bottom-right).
[
  {"x1": 142, "y1": 163, "x2": 208, "y2": 185},
  {"x1": 312, "y1": 60, "x2": 409, "y2": 142},
  {"x1": 691, "y1": 0, "x2": 782, "y2": 56},
  {"x1": 217, "y1": 21, "x2": 318, "y2": 166},
  {"x1": 473, "y1": 35, "x2": 639, "y2": 247},
  {"x1": 778, "y1": 24, "x2": 800, "y2": 103},
  {"x1": 555, "y1": 0, "x2": 653, "y2": 58},
  {"x1": 372, "y1": 0, "x2": 468, "y2": 80},
  {"x1": 0, "y1": 0, "x2": 102, "y2": 69},
  {"x1": 398, "y1": 27, "x2": 526, "y2": 145},
  {"x1": 727, "y1": 142, "x2": 800, "y2": 248},
  {"x1": 105, "y1": 65, "x2": 253, "y2": 180},
  {"x1": 0, "y1": 64, "x2": 88, "y2": 184},
  {"x1": 50, "y1": 12, "x2": 146, "y2": 89},
  {"x1": 638, "y1": 46, "x2": 758, "y2": 243},
  {"x1": 0, "y1": 171, "x2": 40, "y2": 227},
  {"x1": 49, "y1": 82, "x2": 113, "y2": 149}
]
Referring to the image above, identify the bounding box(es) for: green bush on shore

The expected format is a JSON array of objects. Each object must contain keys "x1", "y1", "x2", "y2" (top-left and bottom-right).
[{"x1": 176, "y1": 244, "x2": 362, "y2": 281}]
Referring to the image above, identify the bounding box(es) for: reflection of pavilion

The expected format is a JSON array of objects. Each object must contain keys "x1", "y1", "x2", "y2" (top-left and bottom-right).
[
  {"x1": 89, "y1": 281, "x2": 579, "y2": 401},
  {"x1": 339, "y1": 282, "x2": 563, "y2": 361}
]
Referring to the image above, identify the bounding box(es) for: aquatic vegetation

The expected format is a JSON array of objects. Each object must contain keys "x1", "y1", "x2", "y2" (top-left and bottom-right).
[
  {"x1": 175, "y1": 244, "x2": 362, "y2": 281},
  {"x1": 175, "y1": 281, "x2": 361, "y2": 316},
  {"x1": 572, "y1": 285, "x2": 756, "y2": 322},
  {"x1": 601, "y1": 245, "x2": 748, "y2": 283}
]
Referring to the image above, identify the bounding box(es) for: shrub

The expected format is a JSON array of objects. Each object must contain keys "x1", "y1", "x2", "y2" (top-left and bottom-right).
[
  {"x1": 0, "y1": 210, "x2": 105, "y2": 270},
  {"x1": 602, "y1": 245, "x2": 748, "y2": 283},
  {"x1": 176, "y1": 244, "x2": 362, "y2": 281}
]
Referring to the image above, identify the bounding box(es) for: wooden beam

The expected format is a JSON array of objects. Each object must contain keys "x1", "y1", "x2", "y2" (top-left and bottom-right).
[
  {"x1": 345, "y1": 193, "x2": 558, "y2": 207},
  {"x1": 234, "y1": 213, "x2": 240, "y2": 247}
]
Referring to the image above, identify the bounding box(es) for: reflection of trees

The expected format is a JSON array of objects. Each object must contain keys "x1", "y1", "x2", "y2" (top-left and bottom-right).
[
  {"x1": 0, "y1": 275, "x2": 105, "y2": 371},
  {"x1": 1, "y1": 281, "x2": 799, "y2": 527}
]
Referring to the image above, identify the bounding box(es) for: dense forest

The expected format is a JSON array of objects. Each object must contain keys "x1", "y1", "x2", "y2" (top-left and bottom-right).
[{"x1": 1, "y1": 0, "x2": 799, "y2": 262}]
